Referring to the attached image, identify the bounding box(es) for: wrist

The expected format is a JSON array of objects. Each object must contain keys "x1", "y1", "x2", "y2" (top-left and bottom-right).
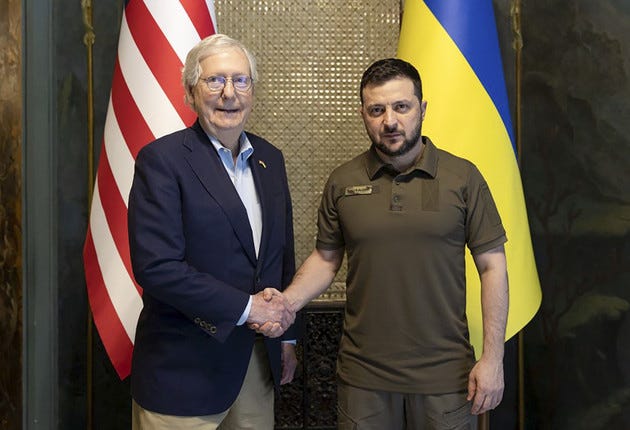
[{"x1": 283, "y1": 289, "x2": 301, "y2": 310}]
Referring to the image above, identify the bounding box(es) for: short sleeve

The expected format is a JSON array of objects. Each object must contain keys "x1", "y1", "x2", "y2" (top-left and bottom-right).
[
  {"x1": 316, "y1": 175, "x2": 345, "y2": 250},
  {"x1": 464, "y1": 164, "x2": 507, "y2": 254}
]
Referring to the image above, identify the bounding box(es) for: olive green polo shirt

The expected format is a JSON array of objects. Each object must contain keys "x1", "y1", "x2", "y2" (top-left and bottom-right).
[{"x1": 316, "y1": 137, "x2": 507, "y2": 394}]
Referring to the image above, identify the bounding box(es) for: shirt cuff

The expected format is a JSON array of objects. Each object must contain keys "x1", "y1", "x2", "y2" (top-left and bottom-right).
[
  {"x1": 281, "y1": 340, "x2": 297, "y2": 344},
  {"x1": 236, "y1": 296, "x2": 253, "y2": 326}
]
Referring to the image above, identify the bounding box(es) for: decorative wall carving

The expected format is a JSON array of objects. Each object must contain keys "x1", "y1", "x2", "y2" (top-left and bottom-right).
[{"x1": 276, "y1": 304, "x2": 344, "y2": 429}]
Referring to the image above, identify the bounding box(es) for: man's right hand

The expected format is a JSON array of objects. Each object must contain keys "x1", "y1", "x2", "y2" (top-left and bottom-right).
[{"x1": 246, "y1": 288, "x2": 295, "y2": 337}]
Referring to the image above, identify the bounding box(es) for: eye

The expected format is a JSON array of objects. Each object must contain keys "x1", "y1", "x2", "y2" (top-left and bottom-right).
[
  {"x1": 207, "y1": 76, "x2": 226, "y2": 85},
  {"x1": 233, "y1": 75, "x2": 250, "y2": 86},
  {"x1": 231, "y1": 75, "x2": 253, "y2": 91},
  {"x1": 393, "y1": 103, "x2": 410, "y2": 113},
  {"x1": 203, "y1": 76, "x2": 227, "y2": 91},
  {"x1": 367, "y1": 106, "x2": 385, "y2": 117}
]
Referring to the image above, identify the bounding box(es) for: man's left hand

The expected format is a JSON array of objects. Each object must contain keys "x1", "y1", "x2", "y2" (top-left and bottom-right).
[
  {"x1": 280, "y1": 343, "x2": 298, "y2": 384},
  {"x1": 467, "y1": 356, "x2": 504, "y2": 415}
]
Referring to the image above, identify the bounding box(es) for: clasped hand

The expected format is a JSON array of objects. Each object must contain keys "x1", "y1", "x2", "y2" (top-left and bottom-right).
[{"x1": 246, "y1": 288, "x2": 294, "y2": 338}]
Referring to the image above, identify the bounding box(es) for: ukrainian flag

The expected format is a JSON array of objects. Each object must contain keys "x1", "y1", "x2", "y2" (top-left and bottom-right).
[{"x1": 397, "y1": 0, "x2": 541, "y2": 355}]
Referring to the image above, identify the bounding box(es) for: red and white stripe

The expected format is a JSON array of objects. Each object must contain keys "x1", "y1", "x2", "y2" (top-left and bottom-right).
[{"x1": 84, "y1": 0, "x2": 216, "y2": 379}]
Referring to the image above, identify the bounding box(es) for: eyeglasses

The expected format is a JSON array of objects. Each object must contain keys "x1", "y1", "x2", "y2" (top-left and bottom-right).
[{"x1": 200, "y1": 75, "x2": 253, "y2": 93}]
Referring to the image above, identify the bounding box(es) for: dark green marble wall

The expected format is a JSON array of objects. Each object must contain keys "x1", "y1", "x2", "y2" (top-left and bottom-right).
[
  {"x1": 521, "y1": 1, "x2": 630, "y2": 429},
  {"x1": 53, "y1": 1, "x2": 126, "y2": 428}
]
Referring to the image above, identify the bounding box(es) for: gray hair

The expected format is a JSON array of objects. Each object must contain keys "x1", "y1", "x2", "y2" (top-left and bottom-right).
[{"x1": 182, "y1": 34, "x2": 258, "y2": 96}]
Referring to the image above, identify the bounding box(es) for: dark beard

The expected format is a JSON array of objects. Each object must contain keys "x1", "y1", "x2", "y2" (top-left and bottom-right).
[{"x1": 371, "y1": 123, "x2": 422, "y2": 157}]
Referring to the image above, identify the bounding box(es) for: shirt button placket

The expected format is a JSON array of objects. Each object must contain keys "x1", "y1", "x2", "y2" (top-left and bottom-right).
[{"x1": 391, "y1": 177, "x2": 403, "y2": 211}]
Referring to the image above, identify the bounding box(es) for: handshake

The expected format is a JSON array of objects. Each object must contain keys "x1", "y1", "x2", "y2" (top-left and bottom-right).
[{"x1": 246, "y1": 288, "x2": 296, "y2": 338}]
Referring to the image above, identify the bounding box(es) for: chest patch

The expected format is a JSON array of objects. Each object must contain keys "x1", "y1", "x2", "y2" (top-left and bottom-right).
[{"x1": 344, "y1": 185, "x2": 378, "y2": 196}]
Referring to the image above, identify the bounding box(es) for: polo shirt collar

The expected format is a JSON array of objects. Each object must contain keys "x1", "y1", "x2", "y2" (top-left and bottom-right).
[
  {"x1": 365, "y1": 136, "x2": 439, "y2": 179},
  {"x1": 415, "y1": 136, "x2": 438, "y2": 178}
]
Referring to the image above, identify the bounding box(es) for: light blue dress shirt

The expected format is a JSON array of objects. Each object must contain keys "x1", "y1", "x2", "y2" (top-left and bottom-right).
[{"x1": 208, "y1": 134, "x2": 261, "y2": 326}]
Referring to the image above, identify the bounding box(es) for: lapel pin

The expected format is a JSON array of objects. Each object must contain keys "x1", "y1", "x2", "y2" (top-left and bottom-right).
[{"x1": 258, "y1": 160, "x2": 267, "y2": 169}]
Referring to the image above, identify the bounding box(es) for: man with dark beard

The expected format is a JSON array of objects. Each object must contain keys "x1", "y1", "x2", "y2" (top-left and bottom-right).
[{"x1": 255, "y1": 58, "x2": 509, "y2": 429}]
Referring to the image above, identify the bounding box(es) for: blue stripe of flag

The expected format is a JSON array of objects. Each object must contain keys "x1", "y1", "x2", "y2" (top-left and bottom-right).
[{"x1": 424, "y1": 0, "x2": 515, "y2": 149}]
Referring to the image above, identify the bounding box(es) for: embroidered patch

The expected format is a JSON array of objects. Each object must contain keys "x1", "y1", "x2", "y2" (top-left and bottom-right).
[{"x1": 344, "y1": 185, "x2": 375, "y2": 196}]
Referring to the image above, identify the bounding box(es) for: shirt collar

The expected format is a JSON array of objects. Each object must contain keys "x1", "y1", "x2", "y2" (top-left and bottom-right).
[
  {"x1": 207, "y1": 132, "x2": 254, "y2": 161},
  {"x1": 365, "y1": 136, "x2": 439, "y2": 179}
]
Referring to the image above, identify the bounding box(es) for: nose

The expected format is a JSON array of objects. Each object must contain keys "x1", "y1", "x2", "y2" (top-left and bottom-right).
[
  {"x1": 383, "y1": 107, "x2": 397, "y2": 127},
  {"x1": 221, "y1": 79, "x2": 235, "y2": 98}
]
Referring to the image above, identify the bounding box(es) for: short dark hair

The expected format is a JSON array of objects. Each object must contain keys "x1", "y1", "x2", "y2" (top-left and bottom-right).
[{"x1": 360, "y1": 58, "x2": 423, "y2": 105}]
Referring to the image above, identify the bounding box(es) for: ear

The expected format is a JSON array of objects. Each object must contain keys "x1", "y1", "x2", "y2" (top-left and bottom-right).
[
  {"x1": 420, "y1": 100, "x2": 428, "y2": 120},
  {"x1": 184, "y1": 87, "x2": 195, "y2": 109}
]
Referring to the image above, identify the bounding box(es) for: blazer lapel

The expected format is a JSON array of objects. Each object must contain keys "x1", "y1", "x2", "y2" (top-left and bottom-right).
[
  {"x1": 249, "y1": 148, "x2": 274, "y2": 266},
  {"x1": 183, "y1": 123, "x2": 257, "y2": 265}
]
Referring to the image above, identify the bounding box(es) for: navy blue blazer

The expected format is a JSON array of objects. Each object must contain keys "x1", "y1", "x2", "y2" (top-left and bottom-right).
[{"x1": 128, "y1": 120, "x2": 296, "y2": 416}]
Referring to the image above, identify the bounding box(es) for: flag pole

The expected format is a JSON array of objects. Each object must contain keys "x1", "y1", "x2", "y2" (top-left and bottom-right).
[
  {"x1": 481, "y1": 413, "x2": 490, "y2": 429},
  {"x1": 510, "y1": 1, "x2": 525, "y2": 429},
  {"x1": 485, "y1": 3, "x2": 525, "y2": 429},
  {"x1": 81, "y1": 0, "x2": 95, "y2": 429}
]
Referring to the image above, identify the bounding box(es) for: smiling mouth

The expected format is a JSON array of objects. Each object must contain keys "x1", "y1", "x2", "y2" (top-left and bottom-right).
[{"x1": 218, "y1": 108, "x2": 240, "y2": 114}]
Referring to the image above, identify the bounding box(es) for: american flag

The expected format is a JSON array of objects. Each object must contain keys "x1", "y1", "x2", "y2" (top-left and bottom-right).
[{"x1": 83, "y1": 0, "x2": 217, "y2": 379}]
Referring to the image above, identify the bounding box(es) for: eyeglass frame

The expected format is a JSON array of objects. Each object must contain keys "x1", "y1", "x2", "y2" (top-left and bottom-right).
[{"x1": 199, "y1": 75, "x2": 254, "y2": 93}]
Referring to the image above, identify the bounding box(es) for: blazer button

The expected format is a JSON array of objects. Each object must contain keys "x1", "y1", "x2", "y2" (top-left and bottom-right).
[
  {"x1": 194, "y1": 317, "x2": 201, "y2": 324},
  {"x1": 209, "y1": 326, "x2": 217, "y2": 334}
]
